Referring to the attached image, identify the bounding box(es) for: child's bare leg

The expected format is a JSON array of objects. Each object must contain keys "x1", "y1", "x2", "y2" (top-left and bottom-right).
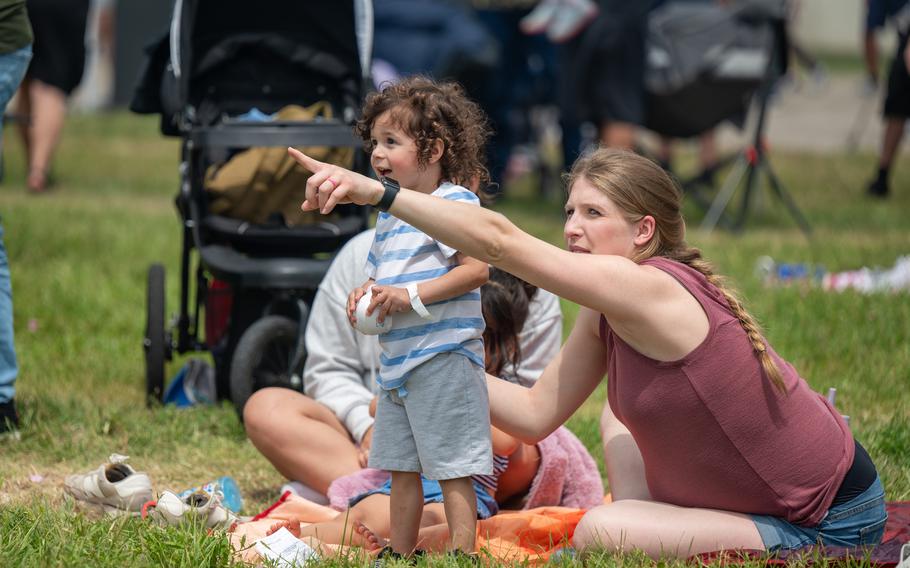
[
  {"x1": 295, "y1": 494, "x2": 390, "y2": 550},
  {"x1": 390, "y1": 471, "x2": 424, "y2": 554},
  {"x1": 415, "y1": 505, "x2": 452, "y2": 553},
  {"x1": 439, "y1": 477, "x2": 477, "y2": 552}
]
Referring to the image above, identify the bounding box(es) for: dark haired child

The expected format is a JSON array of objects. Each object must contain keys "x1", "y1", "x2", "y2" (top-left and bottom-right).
[{"x1": 291, "y1": 75, "x2": 494, "y2": 556}]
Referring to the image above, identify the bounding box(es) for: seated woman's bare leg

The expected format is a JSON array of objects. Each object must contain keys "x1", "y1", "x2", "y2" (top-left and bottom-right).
[
  {"x1": 573, "y1": 500, "x2": 764, "y2": 560},
  {"x1": 243, "y1": 388, "x2": 363, "y2": 493}
]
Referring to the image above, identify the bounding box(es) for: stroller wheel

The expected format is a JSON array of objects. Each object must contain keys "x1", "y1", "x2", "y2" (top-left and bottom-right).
[
  {"x1": 229, "y1": 315, "x2": 305, "y2": 418},
  {"x1": 144, "y1": 264, "x2": 168, "y2": 406}
]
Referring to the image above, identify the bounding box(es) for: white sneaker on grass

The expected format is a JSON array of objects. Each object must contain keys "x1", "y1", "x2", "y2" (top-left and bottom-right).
[
  {"x1": 145, "y1": 488, "x2": 238, "y2": 530},
  {"x1": 64, "y1": 454, "x2": 154, "y2": 516}
]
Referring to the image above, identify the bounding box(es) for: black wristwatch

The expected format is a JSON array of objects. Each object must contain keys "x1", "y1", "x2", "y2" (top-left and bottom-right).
[{"x1": 376, "y1": 176, "x2": 400, "y2": 212}]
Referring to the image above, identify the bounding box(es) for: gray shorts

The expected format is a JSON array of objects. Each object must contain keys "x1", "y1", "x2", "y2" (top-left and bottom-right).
[{"x1": 368, "y1": 352, "x2": 492, "y2": 480}]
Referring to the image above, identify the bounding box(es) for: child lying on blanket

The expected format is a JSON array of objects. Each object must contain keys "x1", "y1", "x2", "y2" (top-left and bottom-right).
[
  {"x1": 251, "y1": 270, "x2": 557, "y2": 556},
  {"x1": 263, "y1": 425, "x2": 517, "y2": 555}
]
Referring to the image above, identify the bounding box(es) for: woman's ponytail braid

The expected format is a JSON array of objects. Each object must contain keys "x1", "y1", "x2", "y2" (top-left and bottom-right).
[
  {"x1": 567, "y1": 148, "x2": 786, "y2": 393},
  {"x1": 669, "y1": 246, "x2": 786, "y2": 393}
]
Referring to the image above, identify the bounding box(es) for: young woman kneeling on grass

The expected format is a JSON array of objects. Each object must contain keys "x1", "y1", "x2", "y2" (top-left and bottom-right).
[{"x1": 288, "y1": 145, "x2": 886, "y2": 559}]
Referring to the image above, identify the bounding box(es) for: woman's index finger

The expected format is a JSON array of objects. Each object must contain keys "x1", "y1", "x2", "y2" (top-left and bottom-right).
[{"x1": 287, "y1": 147, "x2": 323, "y2": 172}]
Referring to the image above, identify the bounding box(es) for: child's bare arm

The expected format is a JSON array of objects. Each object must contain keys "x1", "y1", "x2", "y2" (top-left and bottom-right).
[
  {"x1": 368, "y1": 254, "x2": 488, "y2": 322},
  {"x1": 410, "y1": 253, "x2": 488, "y2": 304}
]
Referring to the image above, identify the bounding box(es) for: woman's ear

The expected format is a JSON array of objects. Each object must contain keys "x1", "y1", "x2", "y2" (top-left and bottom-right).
[
  {"x1": 634, "y1": 215, "x2": 656, "y2": 246},
  {"x1": 428, "y1": 138, "x2": 444, "y2": 164}
]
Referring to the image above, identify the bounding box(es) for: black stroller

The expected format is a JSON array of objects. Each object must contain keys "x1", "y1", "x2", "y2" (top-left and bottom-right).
[{"x1": 130, "y1": 0, "x2": 375, "y2": 415}]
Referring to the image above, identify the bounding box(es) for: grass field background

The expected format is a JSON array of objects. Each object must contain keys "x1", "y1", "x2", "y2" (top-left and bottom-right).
[{"x1": 0, "y1": 107, "x2": 907, "y2": 567}]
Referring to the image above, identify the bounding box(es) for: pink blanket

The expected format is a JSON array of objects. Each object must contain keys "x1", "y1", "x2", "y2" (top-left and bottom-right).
[{"x1": 327, "y1": 425, "x2": 604, "y2": 510}]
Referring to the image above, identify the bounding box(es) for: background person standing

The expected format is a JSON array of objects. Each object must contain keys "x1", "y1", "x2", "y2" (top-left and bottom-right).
[{"x1": 0, "y1": 0, "x2": 33, "y2": 434}]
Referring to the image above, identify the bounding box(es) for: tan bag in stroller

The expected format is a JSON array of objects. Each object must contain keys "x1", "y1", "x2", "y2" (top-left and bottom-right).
[{"x1": 205, "y1": 102, "x2": 355, "y2": 226}]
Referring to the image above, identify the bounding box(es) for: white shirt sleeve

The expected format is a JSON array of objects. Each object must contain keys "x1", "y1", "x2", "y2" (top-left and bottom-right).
[
  {"x1": 511, "y1": 288, "x2": 563, "y2": 387},
  {"x1": 303, "y1": 230, "x2": 381, "y2": 443}
]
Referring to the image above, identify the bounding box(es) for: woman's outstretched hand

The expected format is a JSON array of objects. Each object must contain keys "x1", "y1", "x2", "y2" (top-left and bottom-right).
[{"x1": 287, "y1": 147, "x2": 383, "y2": 214}]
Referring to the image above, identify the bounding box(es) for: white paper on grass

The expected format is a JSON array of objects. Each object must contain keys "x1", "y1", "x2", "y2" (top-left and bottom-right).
[{"x1": 255, "y1": 527, "x2": 318, "y2": 567}]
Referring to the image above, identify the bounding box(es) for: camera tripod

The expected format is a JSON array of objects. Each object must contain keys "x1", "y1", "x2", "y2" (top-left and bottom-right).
[{"x1": 698, "y1": 23, "x2": 812, "y2": 237}]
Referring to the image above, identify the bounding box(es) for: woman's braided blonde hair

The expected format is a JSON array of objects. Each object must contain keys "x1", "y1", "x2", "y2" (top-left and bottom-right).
[{"x1": 566, "y1": 148, "x2": 785, "y2": 392}]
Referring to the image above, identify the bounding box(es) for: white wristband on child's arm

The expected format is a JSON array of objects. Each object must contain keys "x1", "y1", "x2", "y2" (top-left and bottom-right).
[{"x1": 406, "y1": 283, "x2": 433, "y2": 320}]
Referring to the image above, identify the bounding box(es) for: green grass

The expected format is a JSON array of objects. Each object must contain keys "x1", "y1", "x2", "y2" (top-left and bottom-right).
[{"x1": 0, "y1": 111, "x2": 908, "y2": 566}]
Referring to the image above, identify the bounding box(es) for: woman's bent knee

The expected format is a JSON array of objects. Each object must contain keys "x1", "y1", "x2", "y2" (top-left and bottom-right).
[
  {"x1": 572, "y1": 503, "x2": 644, "y2": 552},
  {"x1": 243, "y1": 387, "x2": 297, "y2": 431}
]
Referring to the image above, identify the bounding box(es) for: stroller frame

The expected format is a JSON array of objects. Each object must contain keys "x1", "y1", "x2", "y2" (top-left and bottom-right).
[{"x1": 142, "y1": 0, "x2": 375, "y2": 415}]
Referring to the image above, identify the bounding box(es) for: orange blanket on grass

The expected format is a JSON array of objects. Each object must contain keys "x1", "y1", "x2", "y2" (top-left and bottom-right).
[
  {"x1": 229, "y1": 493, "x2": 611, "y2": 564},
  {"x1": 231, "y1": 497, "x2": 910, "y2": 565}
]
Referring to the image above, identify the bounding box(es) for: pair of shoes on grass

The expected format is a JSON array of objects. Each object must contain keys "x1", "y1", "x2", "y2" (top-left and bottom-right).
[
  {"x1": 144, "y1": 487, "x2": 238, "y2": 530},
  {"x1": 64, "y1": 453, "x2": 237, "y2": 529},
  {"x1": 64, "y1": 454, "x2": 154, "y2": 516}
]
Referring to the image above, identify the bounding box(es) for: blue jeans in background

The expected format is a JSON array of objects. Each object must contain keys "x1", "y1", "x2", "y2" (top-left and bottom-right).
[
  {"x1": 0, "y1": 221, "x2": 18, "y2": 404},
  {"x1": 0, "y1": 44, "x2": 32, "y2": 403}
]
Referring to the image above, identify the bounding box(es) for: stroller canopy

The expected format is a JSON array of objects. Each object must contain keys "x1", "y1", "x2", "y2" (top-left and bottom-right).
[{"x1": 133, "y1": 1, "x2": 373, "y2": 134}]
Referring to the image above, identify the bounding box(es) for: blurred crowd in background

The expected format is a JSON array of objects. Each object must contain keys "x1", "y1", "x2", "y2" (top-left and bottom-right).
[{"x1": 2, "y1": 0, "x2": 909, "y2": 199}]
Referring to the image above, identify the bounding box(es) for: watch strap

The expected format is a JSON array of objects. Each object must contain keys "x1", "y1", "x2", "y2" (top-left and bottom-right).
[
  {"x1": 406, "y1": 283, "x2": 432, "y2": 319},
  {"x1": 377, "y1": 177, "x2": 400, "y2": 212}
]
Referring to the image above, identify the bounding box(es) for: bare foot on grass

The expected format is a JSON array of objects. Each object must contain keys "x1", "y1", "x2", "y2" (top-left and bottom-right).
[
  {"x1": 267, "y1": 519, "x2": 302, "y2": 538},
  {"x1": 353, "y1": 521, "x2": 386, "y2": 552}
]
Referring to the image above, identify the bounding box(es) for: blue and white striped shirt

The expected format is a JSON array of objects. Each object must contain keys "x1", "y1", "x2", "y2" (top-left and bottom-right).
[{"x1": 366, "y1": 182, "x2": 485, "y2": 392}]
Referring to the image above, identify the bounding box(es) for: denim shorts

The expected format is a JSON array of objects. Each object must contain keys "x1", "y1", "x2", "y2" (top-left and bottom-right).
[
  {"x1": 349, "y1": 476, "x2": 499, "y2": 519},
  {"x1": 751, "y1": 475, "x2": 887, "y2": 551}
]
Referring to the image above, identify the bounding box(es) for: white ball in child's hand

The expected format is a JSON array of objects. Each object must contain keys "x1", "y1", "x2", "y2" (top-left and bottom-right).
[{"x1": 354, "y1": 288, "x2": 392, "y2": 335}]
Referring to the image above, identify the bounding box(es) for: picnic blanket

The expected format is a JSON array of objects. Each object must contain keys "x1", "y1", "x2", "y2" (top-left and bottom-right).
[{"x1": 230, "y1": 498, "x2": 910, "y2": 565}]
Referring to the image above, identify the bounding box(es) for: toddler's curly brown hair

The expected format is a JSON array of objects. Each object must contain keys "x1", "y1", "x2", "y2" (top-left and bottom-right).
[{"x1": 355, "y1": 75, "x2": 492, "y2": 197}]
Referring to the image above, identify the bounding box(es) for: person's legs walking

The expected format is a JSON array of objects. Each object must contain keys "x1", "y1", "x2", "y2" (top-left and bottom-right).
[
  {"x1": 867, "y1": 117, "x2": 906, "y2": 197},
  {"x1": 867, "y1": 33, "x2": 909, "y2": 198},
  {"x1": 21, "y1": 79, "x2": 67, "y2": 193}
]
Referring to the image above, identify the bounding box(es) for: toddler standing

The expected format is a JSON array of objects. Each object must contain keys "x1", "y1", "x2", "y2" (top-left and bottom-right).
[{"x1": 292, "y1": 75, "x2": 493, "y2": 557}]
